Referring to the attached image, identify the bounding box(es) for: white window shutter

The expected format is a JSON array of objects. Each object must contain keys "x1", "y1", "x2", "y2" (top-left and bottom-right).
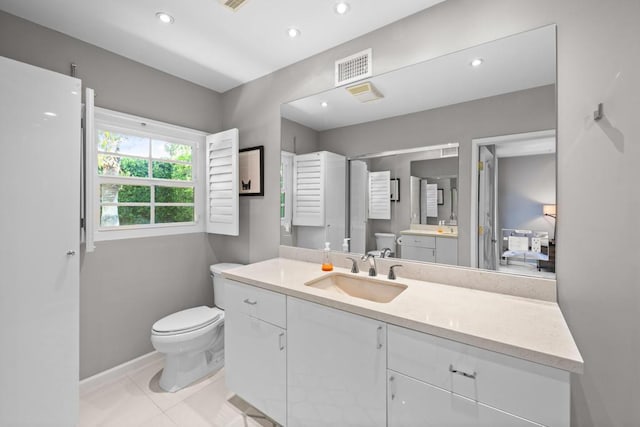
[
  {"x1": 368, "y1": 170, "x2": 391, "y2": 219},
  {"x1": 292, "y1": 152, "x2": 324, "y2": 226},
  {"x1": 84, "y1": 87, "x2": 96, "y2": 252},
  {"x1": 206, "y1": 129, "x2": 239, "y2": 236}
]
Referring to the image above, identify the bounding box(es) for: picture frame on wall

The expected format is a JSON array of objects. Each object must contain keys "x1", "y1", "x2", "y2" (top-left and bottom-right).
[
  {"x1": 239, "y1": 145, "x2": 264, "y2": 196},
  {"x1": 390, "y1": 178, "x2": 400, "y2": 202},
  {"x1": 437, "y1": 188, "x2": 444, "y2": 205}
]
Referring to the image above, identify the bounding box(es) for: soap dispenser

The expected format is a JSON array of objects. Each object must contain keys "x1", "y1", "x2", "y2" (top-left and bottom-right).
[
  {"x1": 322, "y1": 242, "x2": 334, "y2": 271},
  {"x1": 342, "y1": 238, "x2": 350, "y2": 253}
]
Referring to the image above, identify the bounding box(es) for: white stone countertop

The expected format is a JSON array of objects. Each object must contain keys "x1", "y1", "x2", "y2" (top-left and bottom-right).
[
  {"x1": 224, "y1": 257, "x2": 583, "y2": 374},
  {"x1": 400, "y1": 229, "x2": 459, "y2": 238}
]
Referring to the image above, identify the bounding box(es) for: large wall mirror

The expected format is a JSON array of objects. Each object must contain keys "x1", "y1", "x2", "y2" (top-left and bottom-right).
[{"x1": 280, "y1": 25, "x2": 557, "y2": 279}]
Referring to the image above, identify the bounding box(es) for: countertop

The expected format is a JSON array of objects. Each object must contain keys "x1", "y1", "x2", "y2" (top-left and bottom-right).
[
  {"x1": 224, "y1": 257, "x2": 583, "y2": 374},
  {"x1": 400, "y1": 229, "x2": 458, "y2": 238}
]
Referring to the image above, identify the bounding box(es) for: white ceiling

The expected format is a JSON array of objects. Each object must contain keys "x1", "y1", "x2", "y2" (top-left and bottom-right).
[
  {"x1": 0, "y1": 0, "x2": 445, "y2": 92},
  {"x1": 281, "y1": 25, "x2": 556, "y2": 131}
]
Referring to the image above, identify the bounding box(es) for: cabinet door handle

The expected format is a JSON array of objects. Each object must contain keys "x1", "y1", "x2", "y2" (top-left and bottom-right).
[
  {"x1": 376, "y1": 325, "x2": 383, "y2": 349},
  {"x1": 278, "y1": 332, "x2": 286, "y2": 350},
  {"x1": 389, "y1": 375, "x2": 396, "y2": 400},
  {"x1": 243, "y1": 298, "x2": 257, "y2": 305},
  {"x1": 449, "y1": 364, "x2": 476, "y2": 379}
]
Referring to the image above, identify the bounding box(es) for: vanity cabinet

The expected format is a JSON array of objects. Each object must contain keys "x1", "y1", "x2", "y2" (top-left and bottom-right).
[
  {"x1": 287, "y1": 297, "x2": 387, "y2": 427},
  {"x1": 387, "y1": 325, "x2": 569, "y2": 427},
  {"x1": 399, "y1": 234, "x2": 458, "y2": 265},
  {"x1": 224, "y1": 279, "x2": 573, "y2": 427},
  {"x1": 400, "y1": 235, "x2": 436, "y2": 262},
  {"x1": 224, "y1": 280, "x2": 287, "y2": 426}
]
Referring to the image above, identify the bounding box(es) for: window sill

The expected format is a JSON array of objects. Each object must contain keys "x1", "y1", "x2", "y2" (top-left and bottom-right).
[{"x1": 94, "y1": 222, "x2": 204, "y2": 241}]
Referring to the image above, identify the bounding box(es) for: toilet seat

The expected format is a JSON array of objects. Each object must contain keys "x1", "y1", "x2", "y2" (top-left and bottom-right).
[{"x1": 152, "y1": 306, "x2": 223, "y2": 336}]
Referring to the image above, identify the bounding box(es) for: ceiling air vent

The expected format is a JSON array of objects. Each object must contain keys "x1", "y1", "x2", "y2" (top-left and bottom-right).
[
  {"x1": 441, "y1": 146, "x2": 459, "y2": 158},
  {"x1": 219, "y1": 0, "x2": 249, "y2": 11},
  {"x1": 335, "y1": 48, "x2": 372, "y2": 87},
  {"x1": 346, "y1": 81, "x2": 383, "y2": 103}
]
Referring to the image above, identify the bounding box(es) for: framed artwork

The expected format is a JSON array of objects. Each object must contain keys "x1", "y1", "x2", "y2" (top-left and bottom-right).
[
  {"x1": 437, "y1": 188, "x2": 444, "y2": 205},
  {"x1": 239, "y1": 146, "x2": 264, "y2": 196},
  {"x1": 390, "y1": 178, "x2": 400, "y2": 202}
]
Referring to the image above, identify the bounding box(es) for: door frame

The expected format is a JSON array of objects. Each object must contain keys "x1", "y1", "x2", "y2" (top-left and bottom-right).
[{"x1": 470, "y1": 129, "x2": 556, "y2": 268}]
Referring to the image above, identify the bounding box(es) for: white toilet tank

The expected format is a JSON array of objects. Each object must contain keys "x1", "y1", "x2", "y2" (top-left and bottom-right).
[
  {"x1": 375, "y1": 233, "x2": 397, "y2": 254},
  {"x1": 210, "y1": 263, "x2": 244, "y2": 310}
]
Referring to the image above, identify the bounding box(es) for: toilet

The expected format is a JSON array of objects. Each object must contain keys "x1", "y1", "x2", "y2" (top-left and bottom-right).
[
  {"x1": 368, "y1": 232, "x2": 397, "y2": 257},
  {"x1": 150, "y1": 262, "x2": 243, "y2": 392}
]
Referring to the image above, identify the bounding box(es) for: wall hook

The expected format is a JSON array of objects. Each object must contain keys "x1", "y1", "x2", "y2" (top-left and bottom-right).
[{"x1": 594, "y1": 103, "x2": 604, "y2": 121}]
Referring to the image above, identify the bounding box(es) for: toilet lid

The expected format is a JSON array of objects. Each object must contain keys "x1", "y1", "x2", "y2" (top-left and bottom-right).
[{"x1": 152, "y1": 306, "x2": 223, "y2": 334}]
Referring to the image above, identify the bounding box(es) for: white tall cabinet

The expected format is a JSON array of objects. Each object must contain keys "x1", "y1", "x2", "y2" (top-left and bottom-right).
[
  {"x1": 0, "y1": 57, "x2": 81, "y2": 425},
  {"x1": 292, "y1": 151, "x2": 346, "y2": 250}
]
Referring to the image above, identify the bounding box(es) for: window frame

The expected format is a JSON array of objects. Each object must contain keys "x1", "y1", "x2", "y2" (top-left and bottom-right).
[{"x1": 92, "y1": 108, "x2": 207, "y2": 241}]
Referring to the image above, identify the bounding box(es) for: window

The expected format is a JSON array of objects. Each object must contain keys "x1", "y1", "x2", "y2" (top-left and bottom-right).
[{"x1": 93, "y1": 108, "x2": 206, "y2": 240}]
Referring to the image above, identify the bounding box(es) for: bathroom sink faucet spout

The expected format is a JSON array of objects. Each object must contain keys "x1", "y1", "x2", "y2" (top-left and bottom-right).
[{"x1": 361, "y1": 254, "x2": 377, "y2": 277}]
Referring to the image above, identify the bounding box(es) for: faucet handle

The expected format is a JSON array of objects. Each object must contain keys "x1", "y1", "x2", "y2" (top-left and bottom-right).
[
  {"x1": 346, "y1": 257, "x2": 360, "y2": 274},
  {"x1": 388, "y1": 265, "x2": 403, "y2": 280}
]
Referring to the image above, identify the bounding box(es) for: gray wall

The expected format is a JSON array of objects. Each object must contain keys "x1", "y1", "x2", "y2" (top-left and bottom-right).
[
  {"x1": 281, "y1": 118, "x2": 318, "y2": 155},
  {"x1": 498, "y1": 154, "x2": 556, "y2": 239},
  {"x1": 317, "y1": 85, "x2": 555, "y2": 266},
  {"x1": 0, "y1": 11, "x2": 224, "y2": 378},
  {"x1": 219, "y1": 1, "x2": 640, "y2": 425}
]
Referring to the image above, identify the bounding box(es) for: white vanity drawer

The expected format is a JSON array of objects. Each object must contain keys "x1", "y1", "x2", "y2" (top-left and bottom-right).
[
  {"x1": 388, "y1": 371, "x2": 540, "y2": 427},
  {"x1": 399, "y1": 234, "x2": 436, "y2": 248},
  {"x1": 225, "y1": 280, "x2": 286, "y2": 329},
  {"x1": 387, "y1": 325, "x2": 570, "y2": 427}
]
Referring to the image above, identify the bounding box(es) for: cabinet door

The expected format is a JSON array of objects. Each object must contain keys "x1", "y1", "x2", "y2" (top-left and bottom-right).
[
  {"x1": 402, "y1": 245, "x2": 436, "y2": 262},
  {"x1": 0, "y1": 57, "x2": 80, "y2": 426},
  {"x1": 225, "y1": 310, "x2": 286, "y2": 426},
  {"x1": 287, "y1": 298, "x2": 386, "y2": 427},
  {"x1": 388, "y1": 371, "x2": 539, "y2": 427},
  {"x1": 435, "y1": 237, "x2": 458, "y2": 265},
  {"x1": 292, "y1": 152, "x2": 324, "y2": 226}
]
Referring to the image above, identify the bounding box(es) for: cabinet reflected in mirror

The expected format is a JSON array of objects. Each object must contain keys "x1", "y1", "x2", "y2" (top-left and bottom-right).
[{"x1": 280, "y1": 24, "x2": 557, "y2": 279}]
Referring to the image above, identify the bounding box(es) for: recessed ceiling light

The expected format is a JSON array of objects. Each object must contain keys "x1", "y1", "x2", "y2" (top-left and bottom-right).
[
  {"x1": 287, "y1": 27, "x2": 301, "y2": 38},
  {"x1": 470, "y1": 58, "x2": 484, "y2": 67},
  {"x1": 44, "y1": 112, "x2": 57, "y2": 117},
  {"x1": 321, "y1": 101, "x2": 328, "y2": 108},
  {"x1": 335, "y1": 2, "x2": 350, "y2": 15},
  {"x1": 156, "y1": 12, "x2": 174, "y2": 24}
]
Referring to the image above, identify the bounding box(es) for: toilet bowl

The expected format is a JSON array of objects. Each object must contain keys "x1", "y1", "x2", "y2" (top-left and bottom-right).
[{"x1": 150, "y1": 262, "x2": 243, "y2": 392}]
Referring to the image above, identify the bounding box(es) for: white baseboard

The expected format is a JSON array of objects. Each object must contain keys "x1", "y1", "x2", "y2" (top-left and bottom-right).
[{"x1": 80, "y1": 351, "x2": 164, "y2": 395}]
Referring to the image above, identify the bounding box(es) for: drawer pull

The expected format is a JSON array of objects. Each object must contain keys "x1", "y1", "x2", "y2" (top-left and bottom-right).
[
  {"x1": 376, "y1": 325, "x2": 383, "y2": 349},
  {"x1": 449, "y1": 364, "x2": 476, "y2": 379},
  {"x1": 243, "y1": 298, "x2": 257, "y2": 305}
]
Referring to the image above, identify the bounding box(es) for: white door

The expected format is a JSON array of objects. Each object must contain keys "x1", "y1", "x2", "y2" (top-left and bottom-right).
[
  {"x1": 0, "y1": 57, "x2": 80, "y2": 425},
  {"x1": 478, "y1": 145, "x2": 497, "y2": 270},
  {"x1": 349, "y1": 160, "x2": 368, "y2": 253},
  {"x1": 388, "y1": 372, "x2": 539, "y2": 426},
  {"x1": 287, "y1": 298, "x2": 387, "y2": 427},
  {"x1": 225, "y1": 309, "x2": 286, "y2": 425}
]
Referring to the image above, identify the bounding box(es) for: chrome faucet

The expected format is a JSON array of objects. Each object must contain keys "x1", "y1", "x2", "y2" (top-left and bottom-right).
[
  {"x1": 380, "y1": 248, "x2": 392, "y2": 258},
  {"x1": 346, "y1": 257, "x2": 360, "y2": 274},
  {"x1": 361, "y1": 253, "x2": 377, "y2": 277}
]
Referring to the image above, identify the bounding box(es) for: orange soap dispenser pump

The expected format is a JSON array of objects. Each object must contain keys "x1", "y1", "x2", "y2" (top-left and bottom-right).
[{"x1": 322, "y1": 242, "x2": 334, "y2": 271}]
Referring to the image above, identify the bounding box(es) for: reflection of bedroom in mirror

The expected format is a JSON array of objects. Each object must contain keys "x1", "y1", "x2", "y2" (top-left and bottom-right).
[{"x1": 472, "y1": 130, "x2": 556, "y2": 278}]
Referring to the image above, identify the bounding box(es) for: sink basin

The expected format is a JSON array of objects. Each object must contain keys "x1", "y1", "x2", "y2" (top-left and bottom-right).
[{"x1": 305, "y1": 273, "x2": 407, "y2": 303}]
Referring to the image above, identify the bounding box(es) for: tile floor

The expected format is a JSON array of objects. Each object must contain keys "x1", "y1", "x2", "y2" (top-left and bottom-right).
[{"x1": 80, "y1": 359, "x2": 277, "y2": 427}]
